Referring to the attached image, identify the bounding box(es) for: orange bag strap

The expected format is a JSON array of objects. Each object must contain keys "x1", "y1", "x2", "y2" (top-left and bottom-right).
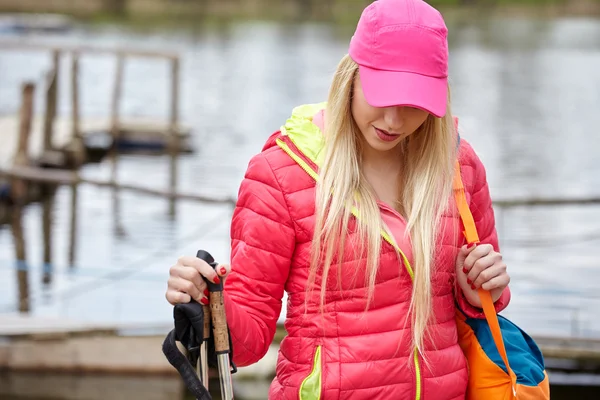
[{"x1": 453, "y1": 162, "x2": 518, "y2": 395}]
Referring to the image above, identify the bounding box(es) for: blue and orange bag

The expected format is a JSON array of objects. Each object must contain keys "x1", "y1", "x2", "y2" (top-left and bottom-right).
[{"x1": 453, "y1": 163, "x2": 550, "y2": 399}]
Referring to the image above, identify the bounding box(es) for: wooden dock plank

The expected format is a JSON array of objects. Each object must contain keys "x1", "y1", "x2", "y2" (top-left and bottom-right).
[
  {"x1": 0, "y1": 314, "x2": 277, "y2": 379},
  {"x1": 0, "y1": 114, "x2": 192, "y2": 167},
  {"x1": 0, "y1": 313, "x2": 119, "y2": 337},
  {"x1": 0, "y1": 165, "x2": 237, "y2": 205},
  {"x1": 1, "y1": 314, "x2": 599, "y2": 377},
  {"x1": 0, "y1": 372, "x2": 185, "y2": 400}
]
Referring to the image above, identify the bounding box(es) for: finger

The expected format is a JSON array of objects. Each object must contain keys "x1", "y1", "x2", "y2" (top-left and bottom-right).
[
  {"x1": 216, "y1": 263, "x2": 231, "y2": 277},
  {"x1": 472, "y1": 261, "x2": 507, "y2": 289},
  {"x1": 168, "y1": 276, "x2": 204, "y2": 302},
  {"x1": 176, "y1": 255, "x2": 207, "y2": 270},
  {"x1": 177, "y1": 255, "x2": 220, "y2": 284},
  {"x1": 456, "y1": 243, "x2": 478, "y2": 273},
  {"x1": 173, "y1": 265, "x2": 207, "y2": 294},
  {"x1": 466, "y1": 252, "x2": 497, "y2": 287},
  {"x1": 481, "y1": 272, "x2": 510, "y2": 291},
  {"x1": 166, "y1": 289, "x2": 191, "y2": 305},
  {"x1": 463, "y1": 244, "x2": 493, "y2": 271}
]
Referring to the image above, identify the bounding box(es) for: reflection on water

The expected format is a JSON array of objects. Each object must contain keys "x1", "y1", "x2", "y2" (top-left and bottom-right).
[
  {"x1": 0, "y1": 371, "x2": 270, "y2": 400},
  {"x1": 0, "y1": 372, "x2": 185, "y2": 400},
  {"x1": 1, "y1": 371, "x2": 600, "y2": 400},
  {"x1": 0, "y1": 10, "x2": 600, "y2": 399}
]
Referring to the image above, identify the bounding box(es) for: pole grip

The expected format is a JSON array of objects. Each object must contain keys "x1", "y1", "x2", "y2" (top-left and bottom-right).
[
  {"x1": 196, "y1": 250, "x2": 230, "y2": 354},
  {"x1": 202, "y1": 304, "x2": 211, "y2": 340},
  {"x1": 209, "y1": 292, "x2": 230, "y2": 353},
  {"x1": 196, "y1": 250, "x2": 214, "y2": 341}
]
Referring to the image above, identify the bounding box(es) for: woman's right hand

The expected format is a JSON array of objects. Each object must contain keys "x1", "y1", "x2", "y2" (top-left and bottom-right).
[{"x1": 166, "y1": 256, "x2": 231, "y2": 305}]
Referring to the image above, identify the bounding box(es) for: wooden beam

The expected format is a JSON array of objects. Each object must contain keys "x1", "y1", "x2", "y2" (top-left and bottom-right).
[
  {"x1": 2, "y1": 165, "x2": 600, "y2": 209},
  {"x1": 0, "y1": 166, "x2": 237, "y2": 206},
  {"x1": 70, "y1": 52, "x2": 86, "y2": 166},
  {"x1": 0, "y1": 39, "x2": 179, "y2": 61}
]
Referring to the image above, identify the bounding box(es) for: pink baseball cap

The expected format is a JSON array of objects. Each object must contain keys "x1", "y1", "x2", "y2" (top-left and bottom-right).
[{"x1": 349, "y1": 0, "x2": 449, "y2": 118}]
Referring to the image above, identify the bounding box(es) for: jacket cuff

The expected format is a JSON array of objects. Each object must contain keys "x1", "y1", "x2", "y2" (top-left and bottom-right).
[{"x1": 457, "y1": 286, "x2": 511, "y2": 319}]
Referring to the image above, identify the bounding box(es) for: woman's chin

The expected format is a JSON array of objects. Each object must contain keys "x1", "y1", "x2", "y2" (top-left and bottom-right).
[{"x1": 366, "y1": 135, "x2": 403, "y2": 153}]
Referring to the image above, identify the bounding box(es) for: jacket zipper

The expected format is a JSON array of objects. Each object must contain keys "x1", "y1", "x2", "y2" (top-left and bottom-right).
[
  {"x1": 414, "y1": 349, "x2": 422, "y2": 400},
  {"x1": 299, "y1": 341, "x2": 323, "y2": 400},
  {"x1": 276, "y1": 136, "x2": 422, "y2": 400}
]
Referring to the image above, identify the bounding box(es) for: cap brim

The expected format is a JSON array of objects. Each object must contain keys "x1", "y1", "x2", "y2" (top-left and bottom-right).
[{"x1": 358, "y1": 65, "x2": 448, "y2": 118}]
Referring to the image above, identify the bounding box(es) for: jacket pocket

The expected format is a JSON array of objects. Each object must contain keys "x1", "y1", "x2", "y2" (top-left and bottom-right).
[{"x1": 298, "y1": 342, "x2": 323, "y2": 400}]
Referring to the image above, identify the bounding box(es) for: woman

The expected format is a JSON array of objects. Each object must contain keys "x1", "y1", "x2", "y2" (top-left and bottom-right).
[{"x1": 166, "y1": 0, "x2": 511, "y2": 398}]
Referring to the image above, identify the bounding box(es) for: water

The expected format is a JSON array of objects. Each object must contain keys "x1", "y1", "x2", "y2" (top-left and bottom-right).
[
  {"x1": 0, "y1": 11, "x2": 600, "y2": 399},
  {"x1": 1, "y1": 372, "x2": 600, "y2": 400}
]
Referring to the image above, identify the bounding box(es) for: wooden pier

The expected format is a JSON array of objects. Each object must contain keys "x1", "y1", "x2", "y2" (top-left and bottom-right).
[
  {"x1": 0, "y1": 39, "x2": 195, "y2": 219},
  {"x1": 0, "y1": 39, "x2": 190, "y2": 164},
  {"x1": 0, "y1": 314, "x2": 598, "y2": 378},
  {"x1": 0, "y1": 313, "x2": 278, "y2": 380},
  {"x1": 0, "y1": 114, "x2": 193, "y2": 168}
]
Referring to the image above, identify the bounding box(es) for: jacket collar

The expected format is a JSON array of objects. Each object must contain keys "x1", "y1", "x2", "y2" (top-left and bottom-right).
[{"x1": 279, "y1": 102, "x2": 327, "y2": 167}]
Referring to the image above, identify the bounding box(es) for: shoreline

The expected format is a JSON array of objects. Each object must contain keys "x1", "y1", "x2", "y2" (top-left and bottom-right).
[{"x1": 0, "y1": 1, "x2": 599, "y2": 30}]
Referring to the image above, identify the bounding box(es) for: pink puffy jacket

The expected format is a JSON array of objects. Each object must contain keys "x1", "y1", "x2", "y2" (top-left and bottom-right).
[{"x1": 222, "y1": 103, "x2": 510, "y2": 399}]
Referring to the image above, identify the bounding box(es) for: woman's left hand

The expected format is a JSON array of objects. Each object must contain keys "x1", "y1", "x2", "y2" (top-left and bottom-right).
[{"x1": 455, "y1": 243, "x2": 510, "y2": 308}]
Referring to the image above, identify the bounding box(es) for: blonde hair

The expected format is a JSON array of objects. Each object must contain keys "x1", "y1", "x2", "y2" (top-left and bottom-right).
[{"x1": 307, "y1": 54, "x2": 457, "y2": 355}]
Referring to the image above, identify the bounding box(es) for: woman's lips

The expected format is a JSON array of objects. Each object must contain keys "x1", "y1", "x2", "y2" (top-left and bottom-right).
[{"x1": 374, "y1": 126, "x2": 401, "y2": 142}]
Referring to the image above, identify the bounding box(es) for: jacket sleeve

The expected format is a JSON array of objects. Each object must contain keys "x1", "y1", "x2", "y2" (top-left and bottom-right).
[
  {"x1": 223, "y1": 151, "x2": 295, "y2": 367},
  {"x1": 456, "y1": 140, "x2": 511, "y2": 319}
]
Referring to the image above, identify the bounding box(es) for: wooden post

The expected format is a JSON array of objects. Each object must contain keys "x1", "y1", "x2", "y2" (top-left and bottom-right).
[
  {"x1": 16, "y1": 83, "x2": 35, "y2": 154},
  {"x1": 110, "y1": 54, "x2": 125, "y2": 234},
  {"x1": 12, "y1": 83, "x2": 35, "y2": 202},
  {"x1": 43, "y1": 50, "x2": 59, "y2": 151},
  {"x1": 12, "y1": 208, "x2": 30, "y2": 313},
  {"x1": 70, "y1": 52, "x2": 86, "y2": 167},
  {"x1": 110, "y1": 54, "x2": 124, "y2": 183},
  {"x1": 71, "y1": 53, "x2": 80, "y2": 151},
  {"x1": 168, "y1": 57, "x2": 180, "y2": 217},
  {"x1": 11, "y1": 82, "x2": 34, "y2": 313},
  {"x1": 41, "y1": 184, "x2": 54, "y2": 285},
  {"x1": 68, "y1": 179, "x2": 79, "y2": 267}
]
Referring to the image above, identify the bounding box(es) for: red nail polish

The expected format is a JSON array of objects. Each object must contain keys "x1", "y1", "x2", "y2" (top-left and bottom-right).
[
  {"x1": 204, "y1": 289, "x2": 209, "y2": 296},
  {"x1": 200, "y1": 298, "x2": 209, "y2": 305},
  {"x1": 462, "y1": 267, "x2": 468, "y2": 274},
  {"x1": 220, "y1": 267, "x2": 227, "y2": 275},
  {"x1": 214, "y1": 276, "x2": 221, "y2": 284},
  {"x1": 471, "y1": 284, "x2": 476, "y2": 290},
  {"x1": 467, "y1": 278, "x2": 472, "y2": 285}
]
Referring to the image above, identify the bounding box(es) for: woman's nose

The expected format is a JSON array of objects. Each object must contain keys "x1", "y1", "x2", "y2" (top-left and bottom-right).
[{"x1": 383, "y1": 106, "x2": 405, "y2": 131}]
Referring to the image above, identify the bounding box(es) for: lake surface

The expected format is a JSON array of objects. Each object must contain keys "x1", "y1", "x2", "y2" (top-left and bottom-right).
[{"x1": 0, "y1": 10, "x2": 600, "y2": 399}]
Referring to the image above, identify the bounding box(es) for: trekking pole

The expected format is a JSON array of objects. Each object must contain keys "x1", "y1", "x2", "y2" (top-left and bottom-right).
[
  {"x1": 196, "y1": 250, "x2": 235, "y2": 400},
  {"x1": 199, "y1": 279, "x2": 211, "y2": 390}
]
